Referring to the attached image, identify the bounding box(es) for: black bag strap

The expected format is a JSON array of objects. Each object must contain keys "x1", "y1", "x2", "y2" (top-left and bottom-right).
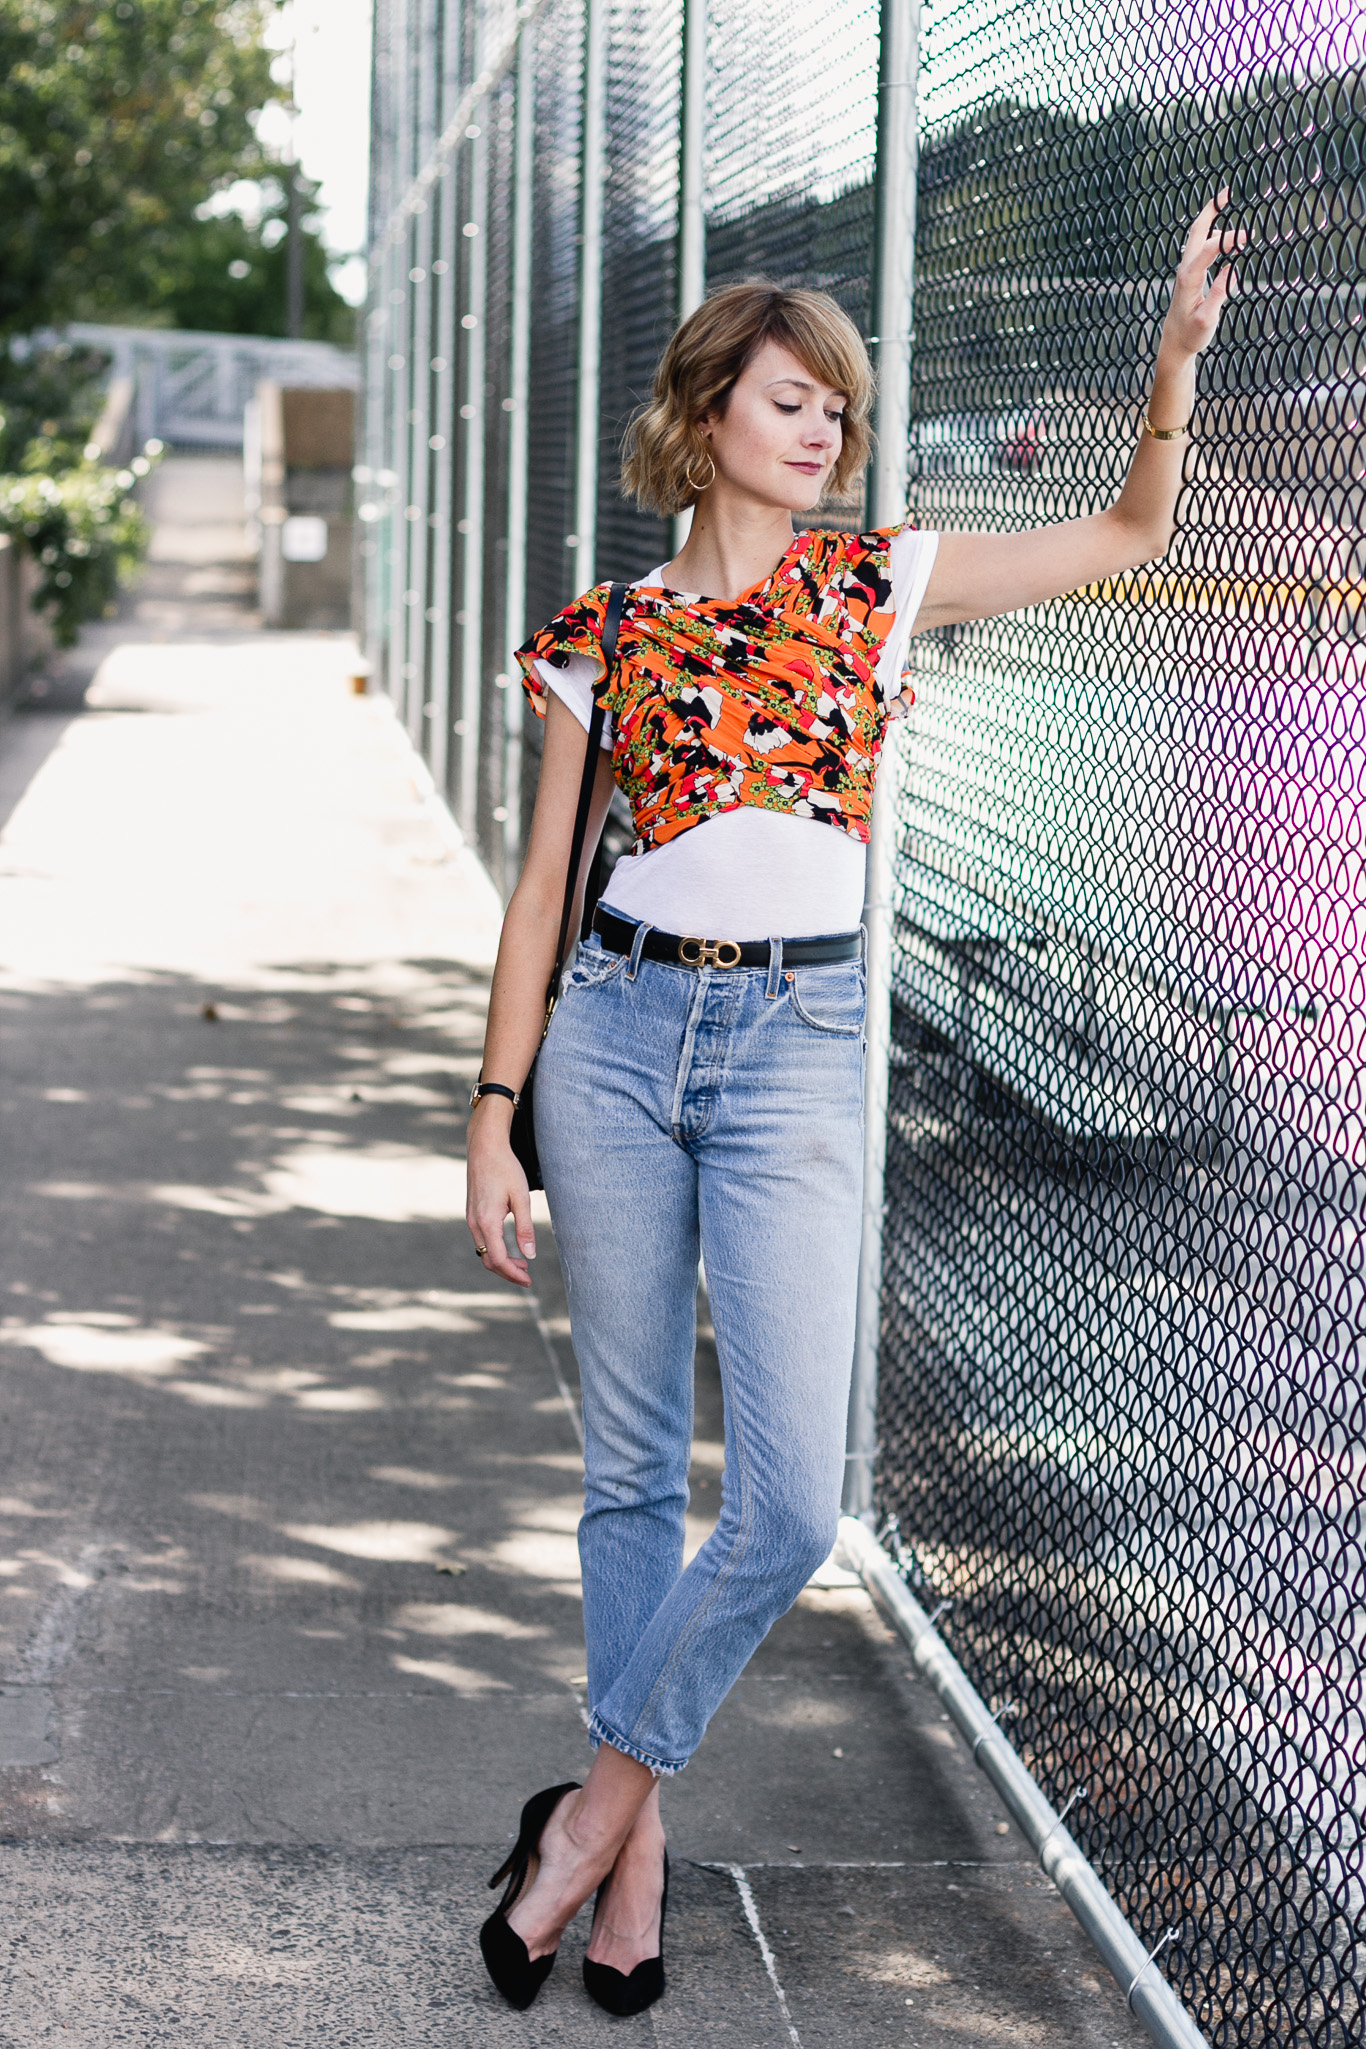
[{"x1": 545, "y1": 580, "x2": 627, "y2": 1018}]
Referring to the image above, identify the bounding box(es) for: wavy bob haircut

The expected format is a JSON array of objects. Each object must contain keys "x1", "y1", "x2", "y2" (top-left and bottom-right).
[{"x1": 621, "y1": 282, "x2": 875, "y2": 517}]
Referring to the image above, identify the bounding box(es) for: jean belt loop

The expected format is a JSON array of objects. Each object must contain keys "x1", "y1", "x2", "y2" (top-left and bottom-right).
[
  {"x1": 859, "y1": 921, "x2": 868, "y2": 967},
  {"x1": 765, "y1": 935, "x2": 784, "y2": 1000},
  {"x1": 627, "y1": 920, "x2": 652, "y2": 981}
]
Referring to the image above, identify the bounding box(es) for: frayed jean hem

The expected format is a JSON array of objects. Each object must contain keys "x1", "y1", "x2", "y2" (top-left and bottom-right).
[{"x1": 587, "y1": 1710, "x2": 686, "y2": 1778}]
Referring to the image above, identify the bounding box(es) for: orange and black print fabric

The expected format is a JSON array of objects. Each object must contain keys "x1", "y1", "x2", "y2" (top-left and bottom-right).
[{"x1": 517, "y1": 524, "x2": 914, "y2": 858}]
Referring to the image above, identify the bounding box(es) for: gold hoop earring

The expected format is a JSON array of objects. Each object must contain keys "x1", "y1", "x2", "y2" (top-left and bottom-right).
[{"x1": 684, "y1": 449, "x2": 716, "y2": 494}]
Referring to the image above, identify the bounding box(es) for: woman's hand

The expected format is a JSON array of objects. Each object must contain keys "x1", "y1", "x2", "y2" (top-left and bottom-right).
[
  {"x1": 1158, "y1": 187, "x2": 1246, "y2": 364},
  {"x1": 465, "y1": 1098, "x2": 536, "y2": 1288}
]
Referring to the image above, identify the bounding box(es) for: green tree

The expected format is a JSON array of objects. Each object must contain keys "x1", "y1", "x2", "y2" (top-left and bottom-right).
[
  {"x1": 0, "y1": 0, "x2": 353, "y2": 339},
  {"x1": 138, "y1": 178, "x2": 356, "y2": 342}
]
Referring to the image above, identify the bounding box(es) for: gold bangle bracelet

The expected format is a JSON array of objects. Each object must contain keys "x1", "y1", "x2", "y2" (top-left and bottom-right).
[{"x1": 1142, "y1": 412, "x2": 1193, "y2": 441}]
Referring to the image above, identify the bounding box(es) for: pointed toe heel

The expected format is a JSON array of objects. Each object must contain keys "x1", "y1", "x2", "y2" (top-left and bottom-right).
[
  {"x1": 478, "y1": 1779, "x2": 581, "y2": 2010},
  {"x1": 479, "y1": 1911, "x2": 557, "y2": 2011},
  {"x1": 583, "y1": 1850, "x2": 669, "y2": 2017}
]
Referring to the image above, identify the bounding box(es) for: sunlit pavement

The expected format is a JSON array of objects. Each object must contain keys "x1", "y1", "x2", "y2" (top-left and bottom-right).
[{"x1": 0, "y1": 459, "x2": 1148, "y2": 2045}]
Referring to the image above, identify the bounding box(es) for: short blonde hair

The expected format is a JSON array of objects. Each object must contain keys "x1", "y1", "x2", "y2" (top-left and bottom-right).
[{"x1": 621, "y1": 282, "x2": 875, "y2": 517}]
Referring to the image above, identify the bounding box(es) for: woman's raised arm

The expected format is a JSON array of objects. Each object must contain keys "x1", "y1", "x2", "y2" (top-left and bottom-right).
[{"x1": 913, "y1": 191, "x2": 1246, "y2": 633}]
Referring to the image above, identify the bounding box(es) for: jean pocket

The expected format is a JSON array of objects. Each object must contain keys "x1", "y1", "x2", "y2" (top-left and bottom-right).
[
  {"x1": 562, "y1": 942, "x2": 627, "y2": 993},
  {"x1": 787, "y1": 962, "x2": 866, "y2": 1035}
]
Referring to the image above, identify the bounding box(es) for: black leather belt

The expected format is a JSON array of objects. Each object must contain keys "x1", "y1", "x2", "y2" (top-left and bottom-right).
[{"x1": 593, "y1": 906, "x2": 861, "y2": 970}]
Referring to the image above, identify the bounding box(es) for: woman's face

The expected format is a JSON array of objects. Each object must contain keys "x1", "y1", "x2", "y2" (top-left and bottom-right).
[{"x1": 700, "y1": 339, "x2": 846, "y2": 513}]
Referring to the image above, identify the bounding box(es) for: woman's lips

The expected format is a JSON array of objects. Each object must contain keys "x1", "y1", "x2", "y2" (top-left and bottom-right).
[{"x1": 787, "y1": 461, "x2": 823, "y2": 475}]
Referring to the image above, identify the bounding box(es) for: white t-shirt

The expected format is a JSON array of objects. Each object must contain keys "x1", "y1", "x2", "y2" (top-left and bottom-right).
[{"x1": 536, "y1": 528, "x2": 938, "y2": 940}]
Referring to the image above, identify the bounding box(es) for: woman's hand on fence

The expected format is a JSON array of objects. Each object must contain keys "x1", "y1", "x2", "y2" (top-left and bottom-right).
[
  {"x1": 466, "y1": 1103, "x2": 536, "y2": 1287},
  {"x1": 914, "y1": 188, "x2": 1250, "y2": 630},
  {"x1": 1158, "y1": 188, "x2": 1246, "y2": 363}
]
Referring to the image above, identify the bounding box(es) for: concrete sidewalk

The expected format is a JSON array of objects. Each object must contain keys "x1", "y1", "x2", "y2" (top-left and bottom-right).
[{"x1": 0, "y1": 458, "x2": 1147, "y2": 2046}]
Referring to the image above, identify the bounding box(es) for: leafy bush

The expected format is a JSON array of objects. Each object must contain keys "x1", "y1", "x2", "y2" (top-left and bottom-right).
[
  {"x1": 0, "y1": 449, "x2": 157, "y2": 646},
  {"x1": 0, "y1": 338, "x2": 110, "y2": 472},
  {"x1": 0, "y1": 339, "x2": 157, "y2": 645}
]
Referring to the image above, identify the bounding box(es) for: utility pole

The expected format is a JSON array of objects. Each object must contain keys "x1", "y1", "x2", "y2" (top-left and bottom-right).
[
  {"x1": 285, "y1": 165, "x2": 305, "y2": 338},
  {"x1": 284, "y1": 27, "x2": 305, "y2": 338}
]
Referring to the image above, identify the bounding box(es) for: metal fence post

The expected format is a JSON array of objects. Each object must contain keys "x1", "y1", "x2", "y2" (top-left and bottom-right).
[
  {"x1": 671, "y1": 0, "x2": 707, "y2": 559},
  {"x1": 384, "y1": 239, "x2": 412, "y2": 722},
  {"x1": 501, "y1": 19, "x2": 536, "y2": 890},
  {"x1": 572, "y1": 0, "x2": 607, "y2": 590},
  {"x1": 360, "y1": 0, "x2": 387, "y2": 685},
  {"x1": 424, "y1": 200, "x2": 456, "y2": 795},
  {"x1": 385, "y1": 0, "x2": 416, "y2": 729},
  {"x1": 422, "y1": 10, "x2": 463, "y2": 800},
  {"x1": 457, "y1": 102, "x2": 490, "y2": 838},
  {"x1": 845, "y1": 0, "x2": 922, "y2": 1522},
  {"x1": 404, "y1": 210, "x2": 436, "y2": 755}
]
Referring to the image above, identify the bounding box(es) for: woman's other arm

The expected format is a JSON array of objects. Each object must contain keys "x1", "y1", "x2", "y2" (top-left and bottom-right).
[
  {"x1": 465, "y1": 693, "x2": 616, "y2": 1287},
  {"x1": 913, "y1": 192, "x2": 1246, "y2": 633}
]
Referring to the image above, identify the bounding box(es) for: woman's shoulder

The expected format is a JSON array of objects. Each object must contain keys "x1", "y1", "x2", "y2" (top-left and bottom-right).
[
  {"x1": 785, "y1": 522, "x2": 936, "y2": 640},
  {"x1": 514, "y1": 584, "x2": 618, "y2": 706},
  {"x1": 797, "y1": 519, "x2": 924, "y2": 579},
  {"x1": 810, "y1": 516, "x2": 920, "y2": 553},
  {"x1": 517, "y1": 582, "x2": 612, "y2": 660},
  {"x1": 796, "y1": 520, "x2": 925, "y2": 596}
]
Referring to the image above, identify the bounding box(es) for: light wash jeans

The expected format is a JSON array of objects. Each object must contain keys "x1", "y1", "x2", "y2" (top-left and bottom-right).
[{"x1": 535, "y1": 921, "x2": 866, "y2": 1775}]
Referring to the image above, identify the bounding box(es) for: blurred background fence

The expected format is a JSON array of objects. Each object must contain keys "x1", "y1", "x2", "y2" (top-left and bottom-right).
[{"x1": 363, "y1": 3, "x2": 1364, "y2": 2042}]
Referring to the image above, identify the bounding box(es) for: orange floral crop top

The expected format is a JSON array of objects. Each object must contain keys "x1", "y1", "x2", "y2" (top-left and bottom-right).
[{"x1": 516, "y1": 524, "x2": 914, "y2": 857}]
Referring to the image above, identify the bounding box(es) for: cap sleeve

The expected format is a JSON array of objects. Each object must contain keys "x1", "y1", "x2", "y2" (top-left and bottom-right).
[
  {"x1": 515, "y1": 584, "x2": 611, "y2": 721},
  {"x1": 832, "y1": 519, "x2": 918, "y2": 659}
]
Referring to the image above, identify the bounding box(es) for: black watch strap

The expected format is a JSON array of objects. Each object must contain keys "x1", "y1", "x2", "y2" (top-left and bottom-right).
[{"x1": 470, "y1": 1080, "x2": 521, "y2": 1108}]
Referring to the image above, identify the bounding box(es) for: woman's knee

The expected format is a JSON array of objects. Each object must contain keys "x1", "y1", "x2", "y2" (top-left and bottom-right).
[
  {"x1": 756, "y1": 1499, "x2": 839, "y2": 1595},
  {"x1": 583, "y1": 1452, "x2": 689, "y2": 1520}
]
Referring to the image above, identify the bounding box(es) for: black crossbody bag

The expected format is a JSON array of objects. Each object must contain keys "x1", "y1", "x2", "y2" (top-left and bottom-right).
[{"x1": 509, "y1": 580, "x2": 627, "y2": 1191}]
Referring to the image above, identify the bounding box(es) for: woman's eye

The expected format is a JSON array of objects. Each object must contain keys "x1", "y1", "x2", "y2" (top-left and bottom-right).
[
  {"x1": 826, "y1": 411, "x2": 845, "y2": 424},
  {"x1": 774, "y1": 402, "x2": 800, "y2": 415}
]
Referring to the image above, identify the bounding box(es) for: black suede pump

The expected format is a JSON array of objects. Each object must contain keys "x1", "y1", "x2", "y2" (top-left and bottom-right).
[
  {"x1": 582, "y1": 1850, "x2": 669, "y2": 2017},
  {"x1": 478, "y1": 1781, "x2": 581, "y2": 2010}
]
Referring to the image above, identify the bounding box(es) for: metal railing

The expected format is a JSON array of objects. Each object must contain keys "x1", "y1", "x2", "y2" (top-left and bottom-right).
[
  {"x1": 63, "y1": 323, "x2": 357, "y2": 450},
  {"x1": 363, "y1": 5, "x2": 1365, "y2": 2043}
]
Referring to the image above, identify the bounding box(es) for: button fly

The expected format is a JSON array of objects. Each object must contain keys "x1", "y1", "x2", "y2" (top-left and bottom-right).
[{"x1": 670, "y1": 969, "x2": 742, "y2": 1143}]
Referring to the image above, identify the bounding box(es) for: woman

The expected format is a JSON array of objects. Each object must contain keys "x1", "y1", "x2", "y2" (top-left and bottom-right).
[{"x1": 467, "y1": 193, "x2": 1241, "y2": 2014}]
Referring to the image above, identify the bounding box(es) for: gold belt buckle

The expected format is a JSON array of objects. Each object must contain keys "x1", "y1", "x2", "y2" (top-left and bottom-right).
[{"x1": 678, "y1": 934, "x2": 743, "y2": 969}]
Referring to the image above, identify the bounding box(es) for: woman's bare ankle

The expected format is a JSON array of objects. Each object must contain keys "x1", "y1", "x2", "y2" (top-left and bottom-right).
[
  {"x1": 559, "y1": 1745, "x2": 657, "y2": 1859},
  {"x1": 622, "y1": 1806, "x2": 666, "y2": 1854},
  {"x1": 503, "y1": 1750, "x2": 659, "y2": 1956}
]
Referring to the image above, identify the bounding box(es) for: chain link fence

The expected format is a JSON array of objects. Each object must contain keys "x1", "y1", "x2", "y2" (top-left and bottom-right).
[
  {"x1": 880, "y1": 6, "x2": 1365, "y2": 2042},
  {"x1": 364, "y1": 4, "x2": 1364, "y2": 2041}
]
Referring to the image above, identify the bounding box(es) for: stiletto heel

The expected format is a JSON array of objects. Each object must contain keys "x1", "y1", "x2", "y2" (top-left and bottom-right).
[
  {"x1": 583, "y1": 1849, "x2": 669, "y2": 2016},
  {"x1": 478, "y1": 1780, "x2": 581, "y2": 2010}
]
